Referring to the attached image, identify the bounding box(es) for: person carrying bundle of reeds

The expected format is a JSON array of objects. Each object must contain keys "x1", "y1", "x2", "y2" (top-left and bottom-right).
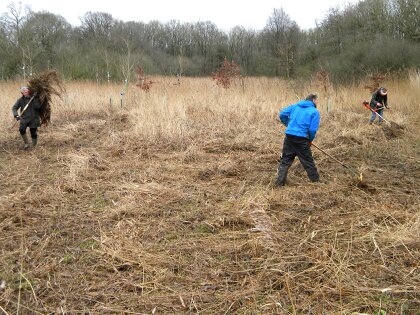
[
  {"x1": 11, "y1": 70, "x2": 64, "y2": 149},
  {"x1": 12, "y1": 86, "x2": 42, "y2": 149}
]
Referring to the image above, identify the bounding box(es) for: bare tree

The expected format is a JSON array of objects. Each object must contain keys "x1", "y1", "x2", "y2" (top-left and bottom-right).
[
  {"x1": 20, "y1": 11, "x2": 71, "y2": 72},
  {"x1": 79, "y1": 12, "x2": 116, "y2": 81},
  {"x1": 391, "y1": 0, "x2": 420, "y2": 40},
  {"x1": 1, "y1": 1, "x2": 30, "y2": 46},
  {"x1": 264, "y1": 8, "x2": 300, "y2": 78},
  {"x1": 119, "y1": 38, "x2": 137, "y2": 84},
  {"x1": 228, "y1": 26, "x2": 257, "y2": 75},
  {"x1": 192, "y1": 21, "x2": 226, "y2": 74}
]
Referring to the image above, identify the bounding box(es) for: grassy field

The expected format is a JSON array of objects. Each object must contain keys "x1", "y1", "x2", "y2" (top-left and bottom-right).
[{"x1": 0, "y1": 75, "x2": 419, "y2": 314}]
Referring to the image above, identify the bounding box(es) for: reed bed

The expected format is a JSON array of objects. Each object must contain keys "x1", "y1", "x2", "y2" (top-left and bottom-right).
[{"x1": 0, "y1": 76, "x2": 419, "y2": 314}]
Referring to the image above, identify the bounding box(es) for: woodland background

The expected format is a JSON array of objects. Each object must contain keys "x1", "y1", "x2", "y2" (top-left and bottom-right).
[{"x1": 0, "y1": 0, "x2": 419, "y2": 83}]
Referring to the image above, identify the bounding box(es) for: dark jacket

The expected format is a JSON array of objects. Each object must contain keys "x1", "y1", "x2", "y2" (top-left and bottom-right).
[
  {"x1": 279, "y1": 100, "x2": 320, "y2": 142},
  {"x1": 12, "y1": 95, "x2": 42, "y2": 128},
  {"x1": 370, "y1": 88, "x2": 388, "y2": 110}
]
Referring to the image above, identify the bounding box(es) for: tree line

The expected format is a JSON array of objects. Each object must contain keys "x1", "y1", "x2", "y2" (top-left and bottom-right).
[{"x1": 0, "y1": 0, "x2": 418, "y2": 83}]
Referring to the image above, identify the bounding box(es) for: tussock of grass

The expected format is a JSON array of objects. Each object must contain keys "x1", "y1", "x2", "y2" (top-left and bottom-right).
[{"x1": 0, "y1": 77, "x2": 419, "y2": 314}]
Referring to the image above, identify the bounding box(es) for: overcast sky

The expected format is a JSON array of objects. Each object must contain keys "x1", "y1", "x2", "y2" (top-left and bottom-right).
[{"x1": 1, "y1": 0, "x2": 359, "y2": 31}]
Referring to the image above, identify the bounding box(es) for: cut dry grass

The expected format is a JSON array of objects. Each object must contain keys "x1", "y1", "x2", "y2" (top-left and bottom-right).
[{"x1": 0, "y1": 77, "x2": 419, "y2": 314}]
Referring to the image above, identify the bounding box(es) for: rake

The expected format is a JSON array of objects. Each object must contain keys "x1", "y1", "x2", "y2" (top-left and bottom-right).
[
  {"x1": 362, "y1": 101, "x2": 392, "y2": 125},
  {"x1": 311, "y1": 142, "x2": 360, "y2": 178}
]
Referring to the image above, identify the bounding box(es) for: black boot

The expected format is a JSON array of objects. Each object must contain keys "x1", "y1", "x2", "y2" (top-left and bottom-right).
[
  {"x1": 275, "y1": 166, "x2": 289, "y2": 186},
  {"x1": 32, "y1": 137, "x2": 37, "y2": 148}
]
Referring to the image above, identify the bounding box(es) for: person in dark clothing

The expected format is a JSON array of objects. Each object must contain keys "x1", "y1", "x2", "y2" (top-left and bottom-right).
[
  {"x1": 369, "y1": 87, "x2": 388, "y2": 125},
  {"x1": 12, "y1": 86, "x2": 42, "y2": 149},
  {"x1": 275, "y1": 94, "x2": 320, "y2": 186}
]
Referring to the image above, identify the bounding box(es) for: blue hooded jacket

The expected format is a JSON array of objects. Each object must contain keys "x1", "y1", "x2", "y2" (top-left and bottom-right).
[{"x1": 279, "y1": 100, "x2": 320, "y2": 141}]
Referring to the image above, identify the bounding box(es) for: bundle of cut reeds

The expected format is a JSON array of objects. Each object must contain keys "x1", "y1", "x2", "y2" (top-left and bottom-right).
[{"x1": 28, "y1": 69, "x2": 65, "y2": 125}]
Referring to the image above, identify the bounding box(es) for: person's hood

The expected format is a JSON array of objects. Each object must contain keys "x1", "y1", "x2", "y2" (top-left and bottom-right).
[{"x1": 297, "y1": 100, "x2": 316, "y2": 108}]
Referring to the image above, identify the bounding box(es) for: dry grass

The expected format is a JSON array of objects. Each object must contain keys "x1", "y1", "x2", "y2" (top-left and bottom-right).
[{"x1": 0, "y1": 76, "x2": 419, "y2": 314}]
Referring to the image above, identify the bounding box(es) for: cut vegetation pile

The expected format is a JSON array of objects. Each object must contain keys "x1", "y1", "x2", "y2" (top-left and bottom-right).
[
  {"x1": 0, "y1": 78, "x2": 419, "y2": 314},
  {"x1": 28, "y1": 70, "x2": 65, "y2": 126}
]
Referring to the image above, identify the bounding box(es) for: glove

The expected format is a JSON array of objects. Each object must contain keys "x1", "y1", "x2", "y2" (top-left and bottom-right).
[
  {"x1": 309, "y1": 141, "x2": 313, "y2": 146},
  {"x1": 14, "y1": 115, "x2": 21, "y2": 121}
]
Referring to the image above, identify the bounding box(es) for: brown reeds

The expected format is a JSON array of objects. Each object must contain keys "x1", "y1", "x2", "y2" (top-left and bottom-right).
[{"x1": 0, "y1": 77, "x2": 418, "y2": 314}]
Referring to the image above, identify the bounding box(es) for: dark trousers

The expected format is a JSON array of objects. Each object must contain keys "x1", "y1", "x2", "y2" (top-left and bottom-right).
[
  {"x1": 276, "y1": 134, "x2": 319, "y2": 186},
  {"x1": 19, "y1": 124, "x2": 38, "y2": 139}
]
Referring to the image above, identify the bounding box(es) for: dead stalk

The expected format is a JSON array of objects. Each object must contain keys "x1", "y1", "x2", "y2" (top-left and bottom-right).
[{"x1": 285, "y1": 273, "x2": 297, "y2": 315}]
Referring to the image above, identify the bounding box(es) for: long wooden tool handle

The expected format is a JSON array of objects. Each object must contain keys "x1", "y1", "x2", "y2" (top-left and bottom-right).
[
  {"x1": 364, "y1": 104, "x2": 392, "y2": 125},
  {"x1": 20, "y1": 95, "x2": 35, "y2": 116},
  {"x1": 311, "y1": 142, "x2": 349, "y2": 169}
]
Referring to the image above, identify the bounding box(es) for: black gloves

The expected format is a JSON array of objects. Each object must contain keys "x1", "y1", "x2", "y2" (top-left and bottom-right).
[{"x1": 14, "y1": 115, "x2": 20, "y2": 121}]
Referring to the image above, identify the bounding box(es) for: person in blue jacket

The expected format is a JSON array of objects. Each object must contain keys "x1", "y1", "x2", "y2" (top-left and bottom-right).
[{"x1": 275, "y1": 93, "x2": 320, "y2": 186}]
